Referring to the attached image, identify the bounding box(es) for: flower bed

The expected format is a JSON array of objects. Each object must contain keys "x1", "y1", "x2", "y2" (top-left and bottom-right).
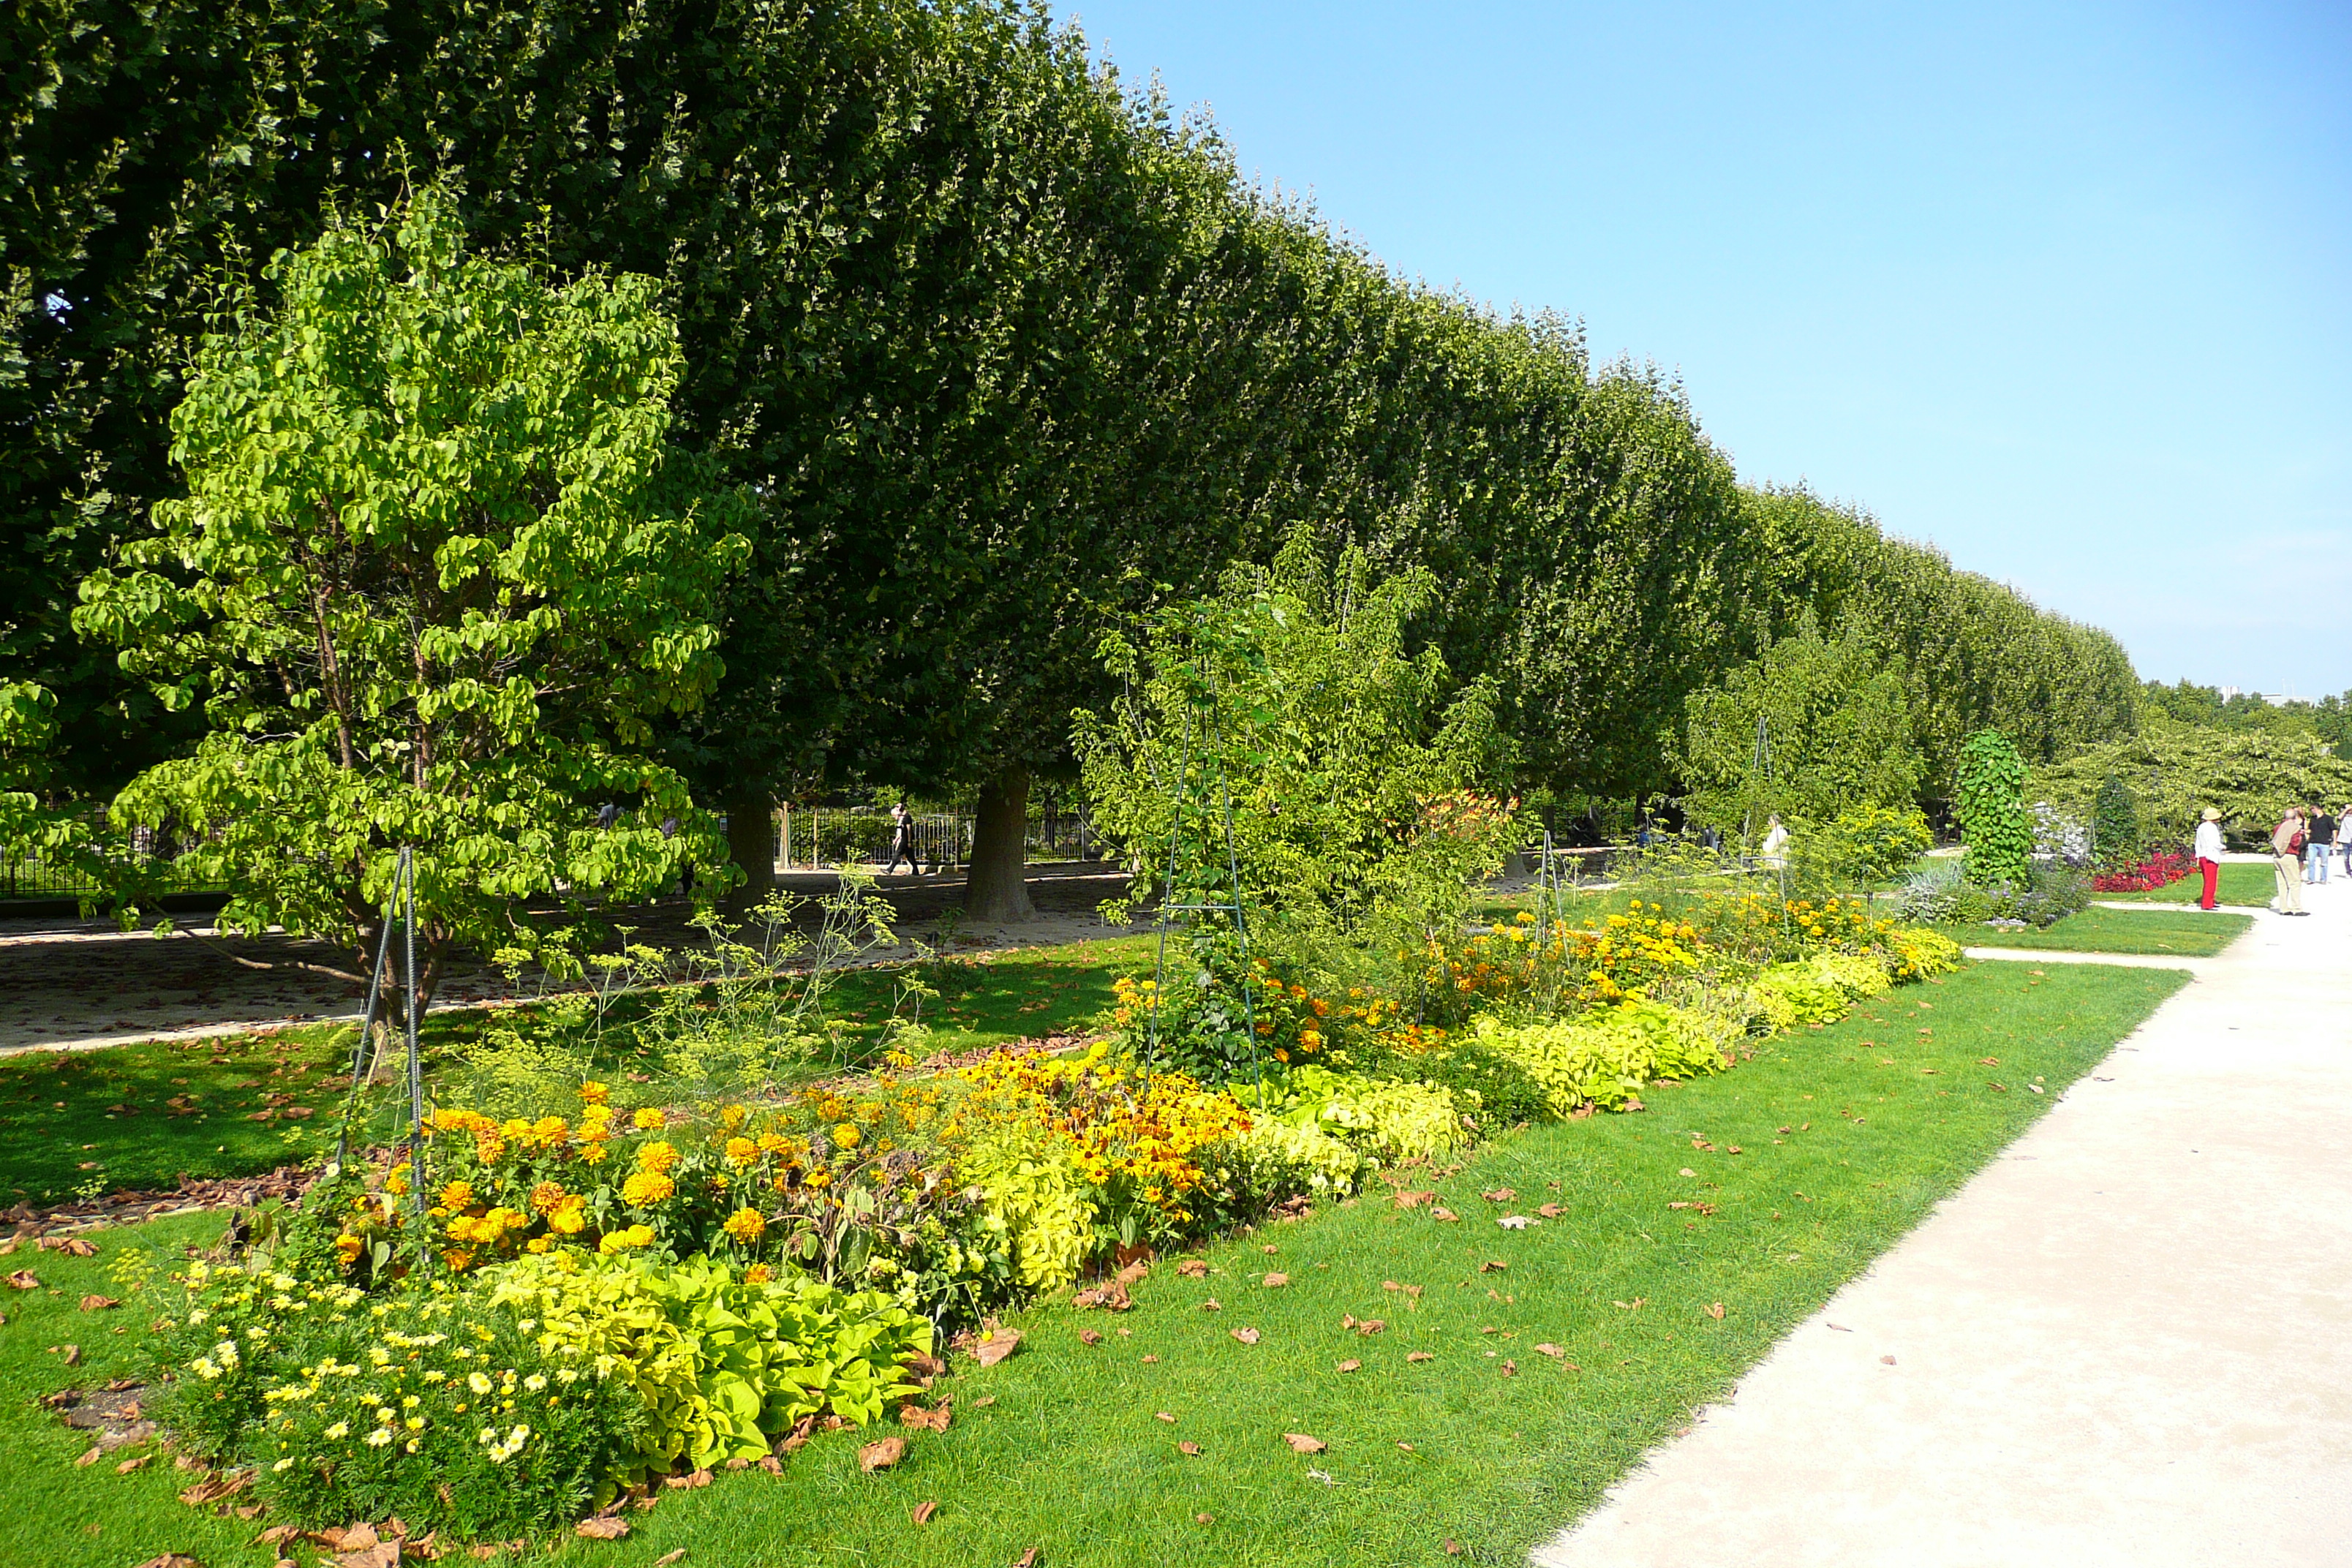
[
  {"x1": 109, "y1": 888, "x2": 1966, "y2": 1547},
  {"x1": 2093, "y1": 848, "x2": 2193, "y2": 893}
]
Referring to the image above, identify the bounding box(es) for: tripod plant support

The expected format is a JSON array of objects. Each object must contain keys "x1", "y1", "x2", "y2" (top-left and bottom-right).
[{"x1": 328, "y1": 845, "x2": 431, "y2": 1275}]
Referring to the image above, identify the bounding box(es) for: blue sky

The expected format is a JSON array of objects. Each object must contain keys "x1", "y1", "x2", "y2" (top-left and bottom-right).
[{"x1": 1052, "y1": 0, "x2": 2351, "y2": 696}]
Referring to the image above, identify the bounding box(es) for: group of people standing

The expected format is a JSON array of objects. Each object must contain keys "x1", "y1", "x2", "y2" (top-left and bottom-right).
[{"x1": 2255, "y1": 804, "x2": 2347, "y2": 916}]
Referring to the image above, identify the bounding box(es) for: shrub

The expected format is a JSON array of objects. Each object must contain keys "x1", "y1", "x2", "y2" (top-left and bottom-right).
[
  {"x1": 1954, "y1": 730, "x2": 2033, "y2": 885},
  {"x1": 1892, "y1": 858, "x2": 1968, "y2": 924},
  {"x1": 1883, "y1": 927, "x2": 1964, "y2": 981},
  {"x1": 1251, "y1": 1066, "x2": 1469, "y2": 1164},
  {"x1": 2093, "y1": 848, "x2": 2190, "y2": 893},
  {"x1": 2092, "y1": 774, "x2": 2141, "y2": 865},
  {"x1": 1466, "y1": 1000, "x2": 1736, "y2": 1117}
]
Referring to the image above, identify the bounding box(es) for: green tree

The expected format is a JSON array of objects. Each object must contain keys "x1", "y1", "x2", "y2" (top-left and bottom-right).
[
  {"x1": 72, "y1": 191, "x2": 750, "y2": 1010},
  {"x1": 2092, "y1": 773, "x2": 2141, "y2": 865},
  {"x1": 1676, "y1": 617, "x2": 1922, "y2": 837},
  {"x1": 1952, "y1": 730, "x2": 2032, "y2": 885},
  {"x1": 2033, "y1": 721, "x2": 2352, "y2": 848}
]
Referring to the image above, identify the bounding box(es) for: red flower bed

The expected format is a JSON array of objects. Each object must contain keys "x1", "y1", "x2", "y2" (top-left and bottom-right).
[{"x1": 2093, "y1": 849, "x2": 2193, "y2": 893}]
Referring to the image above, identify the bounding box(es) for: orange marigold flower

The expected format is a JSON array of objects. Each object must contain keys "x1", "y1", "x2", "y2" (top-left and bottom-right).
[
  {"x1": 722, "y1": 1207, "x2": 767, "y2": 1243},
  {"x1": 621, "y1": 1170, "x2": 675, "y2": 1207}
]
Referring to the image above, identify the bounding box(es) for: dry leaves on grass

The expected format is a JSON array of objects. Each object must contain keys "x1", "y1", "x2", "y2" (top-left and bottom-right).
[
  {"x1": 1393, "y1": 1190, "x2": 1433, "y2": 1210},
  {"x1": 900, "y1": 1400, "x2": 951, "y2": 1433},
  {"x1": 1199, "y1": 1297, "x2": 1222, "y2": 1312},
  {"x1": 973, "y1": 1330, "x2": 1022, "y2": 1368},
  {"x1": 1406, "y1": 1351, "x2": 1435, "y2": 1363},
  {"x1": 1261, "y1": 1272, "x2": 1289, "y2": 1288},
  {"x1": 661, "y1": 1468, "x2": 713, "y2": 1490},
  {"x1": 1078, "y1": 1329, "x2": 1104, "y2": 1346},
  {"x1": 1282, "y1": 1433, "x2": 1327, "y2": 1454},
  {"x1": 1177, "y1": 1440, "x2": 1202, "y2": 1456},
  {"x1": 1537, "y1": 1204, "x2": 1563, "y2": 1218},
  {"x1": 576, "y1": 1515, "x2": 629, "y2": 1540},
  {"x1": 1501, "y1": 1360, "x2": 1517, "y2": 1376},
  {"x1": 1495, "y1": 1215, "x2": 1532, "y2": 1230},
  {"x1": 59, "y1": 1343, "x2": 81, "y2": 1366},
  {"x1": 1335, "y1": 1359, "x2": 1362, "y2": 1373},
  {"x1": 1480, "y1": 1188, "x2": 1515, "y2": 1202},
  {"x1": 1612, "y1": 1298, "x2": 1646, "y2": 1312},
  {"x1": 1343, "y1": 1316, "x2": 1386, "y2": 1335},
  {"x1": 1176, "y1": 1259, "x2": 1209, "y2": 1278},
  {"x1": 132, "y1": 1556, "x2": 200, "y2": 1568},
  {"x1": 1229, "y1": 1327, "x2": 1261, "y2": 1346},
  {"x1": 1430, "y1": 1207, "x2": 1458, "y2": 1223},
  {"x1": 1013, "y1": 1549, "x2": 1041, "y2": 1568},
  {"x1": 5, "y1": 1270, "x2": 39, "y2": 1289},
  {"x1": 1534, "y1": 1343, "x2": 1565, "y2": 1358},
  {"x1": 858, "y1": 1436, "x2": 908, "y2": 1473},
  {"x1": 79, "y1": 1294, "x2": 118, "y2": 1311},
  {"x1": 911, "y1": 1501, "x2": 939, "y2": 1526},
  {"x1": 1705, "y1": 1303, "x2": 1726, "y2": 1320},
  {"x1": 1477, "y1": 1259, "x2": 1509, "y2": 1273}
]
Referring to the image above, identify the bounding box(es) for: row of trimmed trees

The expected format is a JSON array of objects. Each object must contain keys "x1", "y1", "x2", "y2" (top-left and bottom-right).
[{"x1": 5, "y1": 0, "x2": 2140, "y2": 933}]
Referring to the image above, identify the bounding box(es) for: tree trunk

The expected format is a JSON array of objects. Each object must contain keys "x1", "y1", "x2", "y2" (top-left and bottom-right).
[
  {"x1": 964, "y1": 766, "x2": 1037, "y2": 922},
  {"x1": 724, "y1": 792, "x2": 777, "y2": 916}
]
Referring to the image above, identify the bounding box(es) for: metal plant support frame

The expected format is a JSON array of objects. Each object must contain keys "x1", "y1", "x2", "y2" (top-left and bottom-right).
[
  {"x1": 1142, "y1": 649, "x2": 1262, "y2": 1097},
  {"x1": 330, "y1": 845, "x2": 431, "y2": 1273}
]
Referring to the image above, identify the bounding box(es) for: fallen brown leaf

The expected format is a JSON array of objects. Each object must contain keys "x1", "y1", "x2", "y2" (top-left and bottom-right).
[
  {"x1": 1444, "y1": 1540, "x2": 1463, "y2": 1556},
  {"x1": 1393, "y1": 1190, "x2": 1433, "y2": 1209},
  {"x1": 911, "y1": 1501, "x2": 938, "y2": 1526},
  {"x1": 1534, "y1": 1343, "x2": 1565, "y2": 1358},
  {"x1": 1078, "y1": 1329, "x2": 1103, "y2": 1346},
  {"x1": 1354, "y1": 1318, "x2": 1387, "y2": 1336},
  {"x1": 1177, "y1": 1440, "x2": 1202, "y2": 1455},
  {"x1": 1335, "y1": 1359, "x2": 1362, "y2": 1373},
  {"x1": 1282, "y1": 1433, "x2": 1327, "y2": 1454},
  {"x1": 1705, "y1": 1302, "x2": 1726, "y2": 1320},
  {"x1": 131, "y1": 1557, "x2": 201, "y2": 1568},
  {"x1": 80, "y1": 1294, "x2": 119, "y2": 1312},
  {"x1": 5, "y1": 1270, "x2": 39, "y2": 1290},
  {"x1": 61, "y1": 1343, "x2": 81, "y2": 1366},
  {"x1": 1139, "y1": 1354, "x2": 1158, "y2": 1364},
  {"x1": 1407, "y1": 1351, "x2": 1435, "y2": 1363},
  {"x1": 857, "y1": 1436, "x2": 907, "y2": 1473},
  {"x1": 1480, "y1": 1188, "x2": 1516, "y2": 1202},
  {"x1": 1200, "y1": 1298, "x2": 1221, "y2": 1312},
  {"x1": 1261, "y1": 1272, "x2": 1289, "y2": 1288},
  {"x1": 1501, "y1": 1360, "x2": 1517, "y2": 1376},
  {"x1": 1477, "y1": 1260, "x2": 1507, "y2": 1274},
  {"x1": 653, "y1": 1553, "x2": 687, "y2": 1567},
  {"x1": 1537, "y1": 1204, "x2": 1563, "y2": 1218},
  {"x1": 75, "y1": 1445, "x2": 102, "y2": 1467},
  {"x1": 117, "y1": 1454, "x2": 153, "y2": 1473},
  {"x1": 1880, "y1": 1354, "x2": 1897, "y2": 1365},
  {"x1": 900, "y1": 1400, "x2": 951, "y2": 1433},
  {"x1": 1229, "y1": 1327, "x2": 1261, "y2": 1345},
  {"x1": 972, "y1": 1330, "x2": 1022, "y2": 1368},
  {"x1": 575, "y1": 1515, "x2": 629, "y2": 1539},
  {"x1": 62, "y1": 1238, "x2": 97, "y2": 1256},
  {"x1": 1430, "y1": 1207, "x2": 1458, "y2": 1223},
  {"x1": 1176, "y1": 1259, "x2": 1208, "y2": 1278},
  {"x1": 1195, "y1": 1512, "x2": 1213, "y2": 1523},
  {"x1": 1612, "y1": 1297, "x2": 1646, "y2": 1311},
  {"x1": 1013, "y1": 1550, "x2": 1040, "y2": 1568}
]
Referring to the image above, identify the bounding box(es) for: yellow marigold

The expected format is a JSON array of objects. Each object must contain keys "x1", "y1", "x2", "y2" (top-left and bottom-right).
[
  {"x1": 832, "y1": 1123, "x2": 862, "y2": 1150},
  {"x1": 721, "y1": 1207, "x2": 767, "y2": 1243},
  {"x1": 596, "y1": 1225, "x2": 655, "y2": 1255},
  {"x1": 725, "y1": 1137, "x2": 759, "y2": 1166},
  {"x1": 578, "y1": 1080, "x2": 610, "y2": 1106},
  {"x1": 579, "y1": 1142, "x2": 609, "y2": 1165},
  {"x1": 525, "y1": 1237, "x2": 551, "y2": 1254},
  {"x1": 637, "y1": 1139, "x2": 680, "y2": 1175},
  {"x1": 547, "y1": 1198, "x2": 587, "y2": 1236},
  {"x1": 719, "y1": 1104, "x2": 749, "y2": 1131},
  {"x1": 755, "y1": 1133, "x2": 789, "y2": 1156},
  {"x1": 442, "y1": 1248, "x2": 476, "y2": 1272},
  {"x1": 620, "y1": 1170, "x2": 675, "y2": 1207},
  {"x1": 529, "y1": 1180, "x2": 569, "y2": 1214},
  {"x1": 745, "y1": 1264, "x2": 773, "y2": 1284},
  {"x1": 804, "y1": 1168, "x2": 832, "y2": 1189},
  {"x1": 633, "y1": 1107, "x2": 666, "y2": 1131},
  {"x1": 527, "y1": 1115, "x2": 569, "y2": 1150},
  {"x1": 439, "y1": 1180, "x2": 477, "y2": 1213},
  {"x1": 500, "y1": 1117, "x2": 532, "y2": 1143},
  {"x1": 333, "y1": 1233, "x2": 364, "y2": 1266}
]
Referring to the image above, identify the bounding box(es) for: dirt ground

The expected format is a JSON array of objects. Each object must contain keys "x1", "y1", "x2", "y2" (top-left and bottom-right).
[{"x1": 0, "y1": 862, "x2": 1146, "y2": 1057}]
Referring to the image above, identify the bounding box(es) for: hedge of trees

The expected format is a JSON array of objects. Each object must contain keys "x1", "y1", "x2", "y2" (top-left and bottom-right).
[{"x1": 5, "y1": 0, "x2": 2142, "y2": 922}]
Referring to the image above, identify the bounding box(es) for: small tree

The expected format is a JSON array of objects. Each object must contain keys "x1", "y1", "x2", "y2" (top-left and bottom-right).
[
  {"x1": 74, "y1": 190, "x2": 751, "y2": 1012},
  {"x1": 2092, "y1": 772, "x2": 2140, "y2": 865},
  {"x1": 1953, "y1": 730, "x2": 2032, "y2": 886}
]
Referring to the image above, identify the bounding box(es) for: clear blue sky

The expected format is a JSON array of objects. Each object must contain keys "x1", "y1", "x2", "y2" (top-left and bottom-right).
[{"x1": 1052, "y1": 0, "x2": 2351, "y2": 697}]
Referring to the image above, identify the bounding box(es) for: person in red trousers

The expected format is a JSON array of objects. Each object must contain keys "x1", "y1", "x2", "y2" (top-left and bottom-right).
[{"x1": 2193, "y1": 807, "x2": 2224, "y2": 910}]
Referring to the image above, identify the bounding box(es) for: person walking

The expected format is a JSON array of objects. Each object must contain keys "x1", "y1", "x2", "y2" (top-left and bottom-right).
[
  {"x1": 2340, "y1": 805, "x2": 2352, "y2": 879},
  {"x1": 1760, "y1": 813, "x2": 1790, "y2": 870},
  {"x1": 883, "y1": 799, "x2": 921, "y2": 877},
  {"x1": 2193, "y1": 807, "x2": 2225, "y2": 911},
  {"x1": 2307, "y1": 804, "x2": 2337, "y2": 886},
  {"x1": 2270, "y1": 807, "x2": 2307, "y2": 916}
]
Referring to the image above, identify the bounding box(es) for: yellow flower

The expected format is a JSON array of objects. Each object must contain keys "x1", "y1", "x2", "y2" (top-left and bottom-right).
[
  {"x1": 745, "y1": 1264, "x2": 773, "y2": 1284},
  {"x1": 721, "y1": 1207, "x2": 767, "y2": 1243},
  {"x1": 719, "y1": 1104, "x2": 749, "y2": 1131},
  {"x1": 595, "y1": 1224, "x2": 655, "y2": 1255},
  {"x1": 620, "y1": 1171, "x2": 675, "y2": 1207},
  {"x1": 636, "y1": 1140, "x2": 680, "y2": 1176},
  {"x1": 725, "y1": 1137, "x2": 759, "y2": 1166},
  {"x1": 529, "y1": 1180, "x2": 569, "y2": 1214},
  {"x1": 578, "y1": 1081, "x2": 609, "y2": 1106},
  {"x1": 547, "y1": 1198, "x2": 587, "y2": 1236},
  {"x1": 333, "y1": 1234, "x2": 364, "y2": 1267},
  {"x1": 439, "y1": 1180, "x2": 477, "y2": 1213},
  {"x1": 832, "y1": 1123, "x2": 862, "y2": 1150},
  {"x1": 633, "y1": 1107, "x2": 666, "y2": 1131}
]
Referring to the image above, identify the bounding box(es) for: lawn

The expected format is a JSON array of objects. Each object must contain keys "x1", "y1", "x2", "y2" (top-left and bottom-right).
[
  {"x1": 1937, "y1": 905, "x2": 2253, "y2": 957},
  {"x1": 2100, "y1": 861, "x2": 2276, "y2": 907},
  {"x1": 0, "y1": 936, "x2": 1147, "y2": 1205},
  {"x1": 0, "y1": 958, "x2": 2184, "y2": 1567}
]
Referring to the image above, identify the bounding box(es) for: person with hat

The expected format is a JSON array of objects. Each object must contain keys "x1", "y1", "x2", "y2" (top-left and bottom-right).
[
  {"x1": 2271, "y1": 807, "x2": 2308, "y2": 916},
  {"x1": 2194, "y1": 807, "x2": 2225, "y2": 911}
]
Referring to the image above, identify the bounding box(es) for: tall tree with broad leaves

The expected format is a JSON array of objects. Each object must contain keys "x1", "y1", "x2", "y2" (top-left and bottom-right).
[{"x1": 72, "y1": 190, "x2": 750, "y2": 1013}]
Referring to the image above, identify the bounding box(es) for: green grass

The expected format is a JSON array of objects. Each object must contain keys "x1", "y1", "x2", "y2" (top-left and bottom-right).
[
  {"x1": 0, "y1": 959, "x2": 2182, "y2": 1567},
  {"x1": 2101, "y1": 861, "x2": 2277, "y2": 907},
  {"x1": 0, "y1": 938, "x2": 1149, "y2": 1205},
  {"x1": 1937, "y1": 905, "x2": 2253, "y2": 957}
]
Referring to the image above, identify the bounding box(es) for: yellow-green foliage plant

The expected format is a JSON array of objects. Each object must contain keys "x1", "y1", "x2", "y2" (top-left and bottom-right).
[
  {"x1": 1467, "y1": 1000, "x2": 1736, "y2": 1117},
  {"x1": 1255, "y1": 1066, "x2": 1470, "y2": 1164},
  {"x1": 952, "y1": 1144, "x2": 1098, "y2": 1293},
  {"x1": 486, "y1": 1251, "x2": 932, "y2": 1476}
]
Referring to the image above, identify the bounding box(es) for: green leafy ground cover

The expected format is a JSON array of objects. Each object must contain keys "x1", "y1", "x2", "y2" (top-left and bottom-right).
[
  {"x1": 1937, "y1": 907, "x2": 2253, "y2": 957},
  {"x1": 0, "y1": 958, "x2": 2181, "y2": 1567},
  {"x1": 0, "y1": 938, "x2": 1147, "y2": 1203},
  {"x1": 2102, "y1": 861, "x2": 2278, "y2": 907}
]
